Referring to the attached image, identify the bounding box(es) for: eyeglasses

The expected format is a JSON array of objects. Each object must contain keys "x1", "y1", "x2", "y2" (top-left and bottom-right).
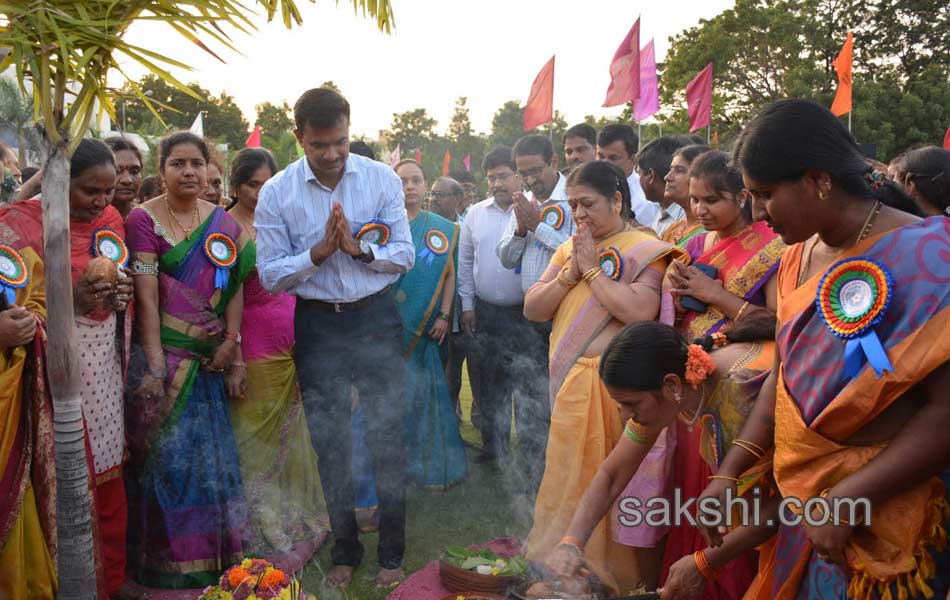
[
  {"x1": 426, "y1": 192, "x2": 459, "y2": 200},
  {"x1": 487, "y1": 172, "x2": 516, "y2": 184}
]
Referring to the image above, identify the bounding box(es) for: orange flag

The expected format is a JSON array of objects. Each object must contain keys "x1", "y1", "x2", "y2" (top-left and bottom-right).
[
  {"x1": 442, "y1": 149, "x2": 452, "y2": 176},
  {"x1": 831, "y1": 32, "x2": 853, "y2": 116},
  {"x1": 524, "y1": 55, "x2": 555, "y2": 131}
]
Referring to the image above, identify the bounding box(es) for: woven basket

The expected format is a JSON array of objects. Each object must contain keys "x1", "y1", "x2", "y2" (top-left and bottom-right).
[{"x1": 438, "y1": 560, "x2": 521, "y2": 594}]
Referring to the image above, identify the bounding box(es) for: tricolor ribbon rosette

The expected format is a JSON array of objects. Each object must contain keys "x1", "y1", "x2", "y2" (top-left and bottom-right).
[
  {"x1": 355, "y1": 221, "x2": 391, "y2": 246},
  {"x1": 92, "y1": 228, "x2": 129, "y2": 267},
  {"x1": 0, "y1": 245, "x2": 28, "y2": 305},
  {"x1": 203, "y1": 232, "x2": 238, "y2": 290},
  {"x1": 598, "y1": 246, "x2": 623, "y2": 281},
  {"x1": 417, "y1": 229, "x2": 450, "y2": 266},
  {"x1": 540, "y1": 205, "x2": 565, "y2": 230},
  {"x1": 815, "y1": 256, "x2": 895, "y2": 379}
]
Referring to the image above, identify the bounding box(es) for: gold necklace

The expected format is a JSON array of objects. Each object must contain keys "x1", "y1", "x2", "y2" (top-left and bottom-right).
[
  {"x1": 797, "y1": 201, "x2": 881, "y2": 288},
  {"x1": 678, "y1": 381, "x2": 708, "y2": 432},
  {"x1": 229, "y1": 207, "x2": 256, "y2": 239},
  {"x1": 164, "y1": 195, "x2": 199, "y2": 240}
]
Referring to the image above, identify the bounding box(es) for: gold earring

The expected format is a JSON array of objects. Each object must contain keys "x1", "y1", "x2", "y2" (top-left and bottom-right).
[
  {"x1": 673, "y1": 392, "x2": 682, "y2": 406},
  {"x1": 818, "y1": 189, "x2": 828, "y2": 201}
]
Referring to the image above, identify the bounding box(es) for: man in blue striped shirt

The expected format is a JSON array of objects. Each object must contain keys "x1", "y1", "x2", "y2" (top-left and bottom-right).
[{"x1": 255, "y1": 88, "x2": 413, "y2": 589}]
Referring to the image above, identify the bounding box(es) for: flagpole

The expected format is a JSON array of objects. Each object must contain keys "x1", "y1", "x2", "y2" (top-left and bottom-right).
[
  {"x1": 848, "y1": 112, "x2": 852, "y2": 132},
  {"x1": 707, "y1": 125, "x2": 711, "y2": 144},
  {"x1": 638, "y1": 123, "x2": 642, "y2": 150},
  {"x1": 658, "y1": 122, "x2": 662, "y2": 137}
]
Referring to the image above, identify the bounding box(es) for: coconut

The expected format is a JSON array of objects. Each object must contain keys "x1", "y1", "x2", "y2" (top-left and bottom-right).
[{"x1": 85, "y1": 256, "x2": 118, "y2": 286}]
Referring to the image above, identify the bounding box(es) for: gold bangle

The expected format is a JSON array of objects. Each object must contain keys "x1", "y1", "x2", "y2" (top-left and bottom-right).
[
  {"x1": 734, "y1": 300, "x2": 750, "y2": 322},
  {"x1": 557, "y1": 271, "x2": 578, "y2": 289},
  {"x1": 583, "y1": 266, "x2": 603, "y2": 282},
  {"x1": 708, "y1": 475, "x2": 739, "y2": 483},
  {"x1": 736, "y1": 438, "x2": 766, "y2": 455},
  {"x1": 732, "y1": 439, "x2": 764, "y2": 459}
]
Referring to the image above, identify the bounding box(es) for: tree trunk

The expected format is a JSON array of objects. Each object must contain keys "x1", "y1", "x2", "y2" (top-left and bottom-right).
[{"x1": 40, "y1": 139, "x2": 97, "y2": 599}]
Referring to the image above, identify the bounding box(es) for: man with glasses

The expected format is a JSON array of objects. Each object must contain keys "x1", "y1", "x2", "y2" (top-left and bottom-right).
[
  {"x1": 458, "y1": 147, "x2": 525, "y2": 467},
  {"x1": 493, "y1": 134, "x2": 569, "y2": 499}
]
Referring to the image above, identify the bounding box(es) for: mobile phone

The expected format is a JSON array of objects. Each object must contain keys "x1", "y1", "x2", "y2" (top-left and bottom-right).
[{"x1": 680, "y1": 262, "x2": 719, "y2": 313}]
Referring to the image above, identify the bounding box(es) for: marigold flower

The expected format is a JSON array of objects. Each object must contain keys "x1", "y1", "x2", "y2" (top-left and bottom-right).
[
  {"x1": 684, "y1": 344, "x2": 716, "y2": 388},
  {"x1": 260, "y1": 568, "x2": 287, "y2": 589},
  {"x1": 227, "y1": 567, "x2": 253, "y2": 589}
]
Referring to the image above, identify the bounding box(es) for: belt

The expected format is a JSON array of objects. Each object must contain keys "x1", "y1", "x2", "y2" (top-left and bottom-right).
[{"x1": 304, "y1": 285, "x2": 392, "y2": 314}]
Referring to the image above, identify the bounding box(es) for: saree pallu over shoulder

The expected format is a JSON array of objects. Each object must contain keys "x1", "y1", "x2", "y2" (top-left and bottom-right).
[
  {"x1": 0, "y1": 214, "x2": 57, "y2": 597},
  {"x1": 773, "y1": 217, "x2": 950, "y2": 596},
  {"x1": 394, "y1": 211, "x2": 459, "y2": 356},
  {"x1": 678, "y1": 220, "x2": 784, "y2": 339},
  {"x1": 547, "y1": 229, "x2": 688, "y2": 407}
]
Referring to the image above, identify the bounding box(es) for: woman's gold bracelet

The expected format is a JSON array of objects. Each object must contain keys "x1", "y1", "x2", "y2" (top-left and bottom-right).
[
  {"x1": 583, "y1": 266, "x2": 603, "y2": 282},
  {"x1": 732, "y1": 439, "x2": 765, "y2": 459},
  {"x1": 557, "y1": 271, "x2": 579, "y2": 289},
  {"x1": 734, "y1": 300, "x2": 751, "y2": 322}
]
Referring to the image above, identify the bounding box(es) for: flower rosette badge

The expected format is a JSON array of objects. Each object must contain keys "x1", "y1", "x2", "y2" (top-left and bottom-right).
[
  {"x1": 203, "y1": 232, "x2": 238, "y2": 290},
  {"x1": 0, "y1": 244, "x2": 29, "y2": 305},
  {"x1": 355, "y1": 221, "x2": 391, "y2": 246},
  {"x1": 598, "y1": 246, "x2": 623, "y2": 281},
  {"x1": 417, "y1": 229, "x2": 450, "y2": 266},
  {"x1": 92, "y1": 228, "x2": 129, "y2": 267},
  {"x1": 540, "y1": 204, "x2": 565, "y2": 230},
  {"x1": 815, "y1": 256, "x2": 895, "y2": 379}
]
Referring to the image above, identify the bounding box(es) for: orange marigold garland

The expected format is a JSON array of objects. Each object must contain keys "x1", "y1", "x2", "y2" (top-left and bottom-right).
[{"x1": 684, "y1": 344, "x2": 716, "y2": 389}]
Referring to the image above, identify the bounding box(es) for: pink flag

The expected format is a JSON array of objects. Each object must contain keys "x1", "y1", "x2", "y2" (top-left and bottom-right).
[
  {"x1": 686, "y1": 63, "x2": 713, "y2": 133},
  {"x1": 245, "y1": 125, "x2": 262, "y2": 148},
  {"x1": 389, "y1": 143, "x2": 401, "y2": 168},
  {"x1": 462, "y1": 153, "x2": 472, "y2": 172},
  {"x1": 415, "y1": 148, "x2": 422, "y2": 163},
  {"x1": 943, "y1": 128, "x2": 950, "y2": 150},
  {"x1": 632, "y1": 39, "x2": 659, "y2": 121},
  {"x1": 602, "y1": 17, "x2": 641, "y2": 108},
  {"x1": 524, "y1": 55, "x2": 555, "y2": 131}
]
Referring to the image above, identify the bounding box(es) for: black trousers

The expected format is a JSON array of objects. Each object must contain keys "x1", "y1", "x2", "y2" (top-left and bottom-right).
[
  {"x1": 294, "y1": 292, "x2": 407, "y2": 569},
  {"x1": 473, "y1": 298, "x2": 551, "y2": 497},
  {"x1": 447, "y1": 331, "x2": 481, "y2": 416}
]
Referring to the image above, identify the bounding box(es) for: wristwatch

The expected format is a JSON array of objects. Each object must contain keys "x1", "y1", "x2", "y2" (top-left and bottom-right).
[{"x1": 356, "y1": 239, "x2": 374, "y2": 263}]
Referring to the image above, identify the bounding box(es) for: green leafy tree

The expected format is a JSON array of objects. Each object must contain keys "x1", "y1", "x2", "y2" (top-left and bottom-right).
[
  {"x1": 320, "y1": 80, "x2": 342, "y2": 93},
  {"x1": 659, "y1": 0, "x2": 950, "y2": 158},
  {"x1": 0, "y1": 0, "x2": 394, "y2": 595},
  {"x1": 388, "y1": 108, "x2": 437, "y2": 154},
  {"x1": 0, "y1": 77, "x2": 38, "y2": 164},
  {"x1": 488, "y1": 100, "x2": 525, "y2": 148},
  {"x1": 256, "y1": 100, "x2": 294, "y2": 137},
  {"x1": 120, "y1": 75, "x2": 249, "y2": 147}
]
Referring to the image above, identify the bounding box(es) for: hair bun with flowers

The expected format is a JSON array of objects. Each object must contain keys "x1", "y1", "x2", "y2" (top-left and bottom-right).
[{"x1": 684, "y1": 344, "x2": 716, "y2": 388}]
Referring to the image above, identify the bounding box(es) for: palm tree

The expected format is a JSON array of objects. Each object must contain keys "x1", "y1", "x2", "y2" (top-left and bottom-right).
[{"x1": 0, "y1": 2, "x2": 394, "y2": 598}]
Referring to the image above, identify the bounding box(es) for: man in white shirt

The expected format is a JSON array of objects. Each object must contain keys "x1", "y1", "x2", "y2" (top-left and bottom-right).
[
  {"x1": 495, "y1": 134, "x2": 572, "y2": 499},
  {"x1": 597, "y1": 124, "x2": 661, "y2": 231},
  {"x1": 635, "y1": 135, "x2": 695, "y2": 237},
  {"x1": 255, "y1": 88, "x2": 412, "y2": 589},
  {"x1": 458, "y1": 147, "x2": 528, "y2": 467}
]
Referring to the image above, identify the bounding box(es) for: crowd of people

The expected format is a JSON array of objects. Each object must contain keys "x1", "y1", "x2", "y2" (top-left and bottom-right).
[{"x1": 0, "y1": 86, "x2": 948, "y2": 600}]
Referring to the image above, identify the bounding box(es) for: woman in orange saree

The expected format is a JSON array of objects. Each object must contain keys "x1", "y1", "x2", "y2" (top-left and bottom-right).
[{"x1": 707, "y1": 99, "x2": 950, "y2": 599}]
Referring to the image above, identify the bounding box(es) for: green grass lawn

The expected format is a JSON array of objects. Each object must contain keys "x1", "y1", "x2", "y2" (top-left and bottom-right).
[{"x1": 301, "y1": 366, "x2": 531, "y2": 600}]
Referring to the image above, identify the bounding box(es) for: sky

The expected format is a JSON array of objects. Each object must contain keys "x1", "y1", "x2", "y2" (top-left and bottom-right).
[{"x1": 118, "y1": 0, "x2": 734, "y2": 140}]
